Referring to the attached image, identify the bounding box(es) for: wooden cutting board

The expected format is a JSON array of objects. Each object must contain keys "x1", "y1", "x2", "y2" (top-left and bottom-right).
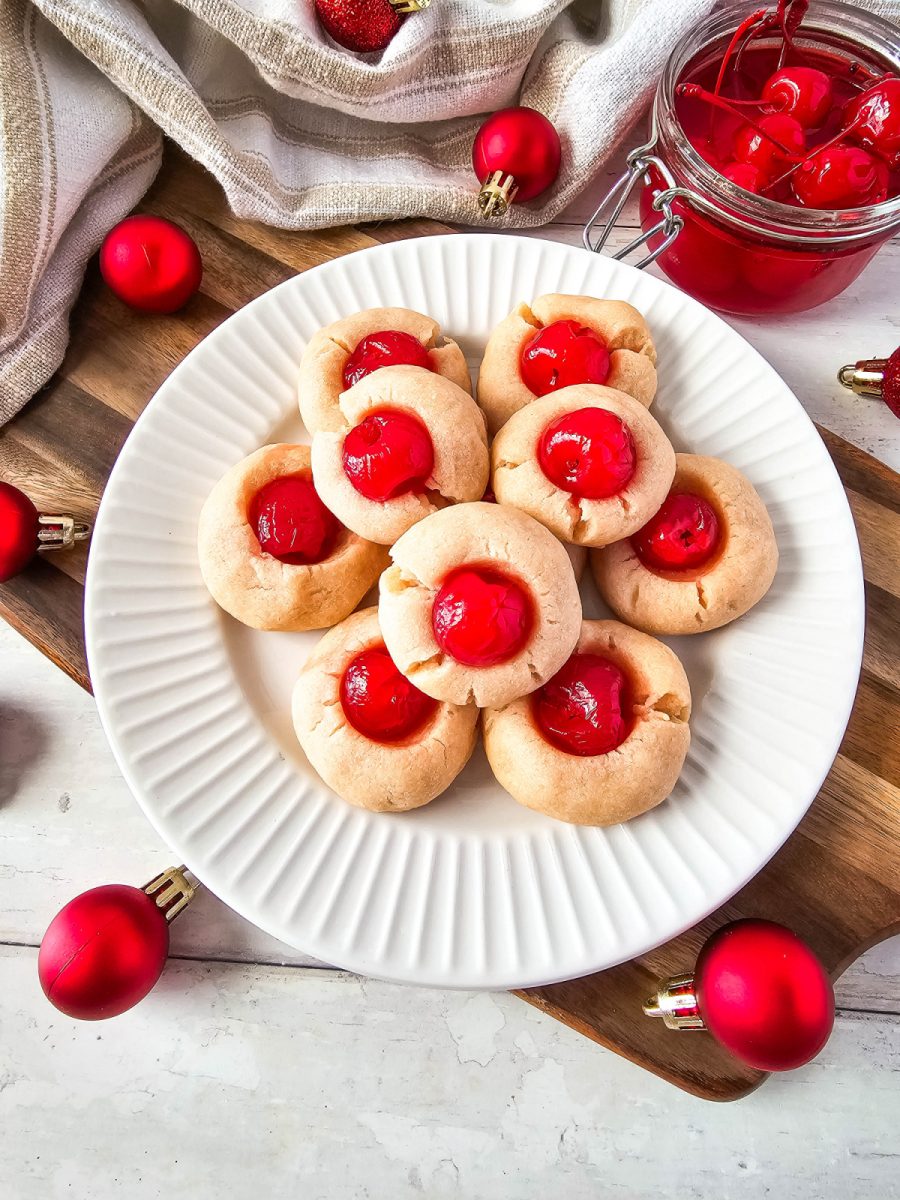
[{"x1": 2, "y1": 147, "x2": 897, "y2": 1101}]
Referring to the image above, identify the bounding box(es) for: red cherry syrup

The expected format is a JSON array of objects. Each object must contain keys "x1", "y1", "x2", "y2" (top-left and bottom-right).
[
  {"x1": 520, "y1": 320, "x2": 611, "y2": 395},
  {"x1": 340, "y1": 645, "x2": 438, "y2": 743},
  {"x1": 342, "y1": 409, "x2": 435, "y2": 502},
  {"x1": 432, "y1": 566, "x2": 533, "y2": 667},
  {"x1": 632, "y1": 492, "x2": 721, "y2": 574},
  {"x1": 533, "y1": 653, "x2": 632, "y2": 757},
  {"x1": 249, "y1": 474, "x2": 340, "y2": 565},
  {"x1": 343, "y1": 330, "x2": 434, "y2": 390},
  {"x1": 537, "y1": 407, "x2": 636, "y2": 500}
]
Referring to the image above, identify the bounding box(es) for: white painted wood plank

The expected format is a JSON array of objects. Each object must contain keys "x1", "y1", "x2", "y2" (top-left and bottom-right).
[
  {"x1": 2, "y1": 945, "x2": 898, "y2": 1200},
  {"x1": 2, "y1": 624, "x2": 899, "y2": 1011}
]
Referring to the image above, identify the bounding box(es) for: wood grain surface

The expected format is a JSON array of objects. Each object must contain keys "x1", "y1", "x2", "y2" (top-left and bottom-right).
[{"x1": 1, "y1": 147, "x2": 897, "y2": 1101}]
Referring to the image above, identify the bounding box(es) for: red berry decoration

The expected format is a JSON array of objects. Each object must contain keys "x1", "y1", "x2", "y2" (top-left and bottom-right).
[
  {"x1": 0, "y1": 481, "x2": 89, "y2": 582},
  {"x1": 342, "y1": 330, "x2": 433, "y2": 390},
  {"x1": 432, "y1": 566, "x2": 533, "y2": 667},
  {"x1": 520, "y1": 320, "x2": 611, "y2": 395},
  {"x1": 100, "y1": 215, "x2": 202, "y2": 313},
  {"x1": 314, "y1": 0, "x2": 428, "y2": 54},
  {"x1": 38, "y1": 868, "x2": 195, "y2": 1020},
  {"x1": 249, "y1": 475, "x2": 340, "y2": 565},
  {"x1": 838, "y1": 345, "x2": 900, "y2": 419},
  {"x1": 537, "y1": 408, "x2": 636, "y2": 500},
  {"x1": 342, "y1": 409, "x2": 435, "y2": 502},
  {"x1": 845, "y1": 77, "x2": 900, "y2": 167},
  {"x1": 472, "y1": 106, "x2": 562, "y2": 218},
  {"x1": 761, "y1": 66, "x2": 833, "y2": 128},
  {"x1": 632, "y1": 492, "x2": 721, "y2": 573},
  {"x1": 644, "y1": 919, "x2": 835, "y2": 1072},
  {"x1": 340, "y1": 645, "x2": 437, "y2": 742},
  {"x1": 793, "y1": 144, "x2": 888, "y2": 208},
  {"x1": 733, "y1": 112, "x2": 805, "y2": 180},
  {"x1": 533, "y1": 654, "x2": 632, "y2": 757}
]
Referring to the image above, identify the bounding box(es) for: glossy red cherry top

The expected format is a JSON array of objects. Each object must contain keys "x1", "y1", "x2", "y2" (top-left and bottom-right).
[
  {"x1": 520, "y1": 320, "x2": 611, "y2": 395},
  {"x1": 342, "y1": 330, "x2": 434, "y2": 390},
  {"x1": 537, "y1": 407, "x2": 636, "y2": 500},
  {"x1": 342, "y1": 409, "x2": 435, "y2": 502},
  {"x1": 632, "y1": 492, "x2": 721, "y2": 573},
  {"x1": 99, "y1": 215, "x2": 202, "y2": 314},
  {"x1": 793, "y1": 145, "x2": 888, "y2": 209},
  {"x1": 340, "y1": 645, "x2": 438, "y2": 744},
  {"x1": 432, "y1": 566, "x2": 533, "y2": 667},
  {"x1": 721, "y1": 161, "x2": 764, "y2": 192},
  {"x1": 0, "y1": 481, "x2": 40, "y2": 582},
  {"x1": 733, "y1": 113, "x2": 805, "y2": 180},
  {"x1": 847, "y1": 77, "x2": 900, "y2": 166},
  {"x1": 533, "y1": 653, "x2": 632, "y2": 757},
  {"x1": 762, "y1": 66, "x2": 833, "y2": 129},
  {"x1": 249, "y1": 474, "x2": 340, "y2": 565}
]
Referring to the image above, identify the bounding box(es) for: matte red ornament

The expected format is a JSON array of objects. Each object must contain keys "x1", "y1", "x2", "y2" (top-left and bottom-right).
[
  {"x1": 0, "y1": 481, "x2": 89, "y2": 582},
  {"x1": 472, "y1": 106, "x2": 561, "y2": 218},
  {"x1": 643, "y1": 919, "x2": 835, "y2": 1072},
  {"x1": 38, "y1": 868, "x2": 196, "y2": 1020},
  {"x1": 100, "y1": 215, "x2": 202, "y2": 313},
  {"x1": 838, "y1": 346, "x2": 900, "y2": 419}
]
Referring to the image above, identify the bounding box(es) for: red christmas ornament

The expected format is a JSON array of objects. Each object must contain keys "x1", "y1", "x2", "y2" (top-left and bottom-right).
[
  {"x1": 100, "y1": 215, "x2": 202, "y2": 313},
  {"x1": 472, "y1": 106, "x2": 562, "y2": 218},
  {"x1": 314, "y1": 0, "x2": 429, "y2": 54},
  {"x1": 0, "y1": 481, "x2": 89, "y2": 583},
  {"x1": 644, "y1": 919, "x2": 835, "y2": 1072},
  {"x1": 838, "y1": 346, "x2": 900, "y2": 419},
  {"x1": 38, "y1": 867, "x2": 196, "y2": 1020}
]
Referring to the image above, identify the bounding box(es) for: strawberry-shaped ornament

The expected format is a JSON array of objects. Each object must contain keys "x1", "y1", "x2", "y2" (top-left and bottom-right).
[
  {"x1": 643, "y1": 919, "x2": 834, "y2": 1071},
  {"x1": 0, "y1": 482, "x2": 89, "y2": 583},
  {"x1": 39, "y1": 867, "x2": 197, "y2": 1020},
  {"x1": 315, "y1": 0, "x2": 430, "y2": 54},
  {"x1": 839, "y1": 345, "x2": 900, "y2": 419},
  {"x1": 472, "y1": 106, "x2": 562, "y2": 218}
]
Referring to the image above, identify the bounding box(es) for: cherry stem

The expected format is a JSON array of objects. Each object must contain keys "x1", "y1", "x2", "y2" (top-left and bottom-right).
[
  {"x1": 677, "y1": 83, "x2": 804, "y2": 159},
  {"x1": 734, "y1": 12, "x2": 781, "y2": 81},
  {"x1": 713, "y1": 7, "x2": 770, "y2": 97},
  {"x1": 760, "y1": 113, "x2": 865, "y2": 195}
]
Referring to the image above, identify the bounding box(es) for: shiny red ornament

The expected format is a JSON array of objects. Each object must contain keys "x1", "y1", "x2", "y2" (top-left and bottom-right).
[
  {"x1": 0, "y1": 481, "x2": 89, "y2": 582},
  {"x1": 38, "y1": 869, "x2": 196, "y2": 1020},
  {"x1": 314, "y1": 0, "x2": 402, "y2": 54},
  {"x1": 472, "y1": 106, "x2": 562, "y2": 218},
  {"x1": 644, "y1": 919, "x2": 835, "y2": 1072},
  {"x1": 100, "y1": 214, "x2": 202, "y2": 313}
]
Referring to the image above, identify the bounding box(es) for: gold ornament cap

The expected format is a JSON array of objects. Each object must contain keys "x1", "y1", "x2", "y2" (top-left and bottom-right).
[
  {"x1": 643, "y1": 972, "x2": 706, "y2": 1031},
  {"x1": 837, "y1": 357, "x2": 890, "y2": 398},
  {"x1": 477, "y1": 170, "x2": 519, "y2": 219},
  {"x1": 143, "y1": 865, "x2": 198, "y2": 922},
  {"x1": 388, "y1": 0, "x2": 431, "y2": 12}
]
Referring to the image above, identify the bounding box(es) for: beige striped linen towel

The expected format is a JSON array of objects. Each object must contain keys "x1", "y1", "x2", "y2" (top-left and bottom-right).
[{"x1": 14, "y1": 0, "x2": 881, "y2": 424}]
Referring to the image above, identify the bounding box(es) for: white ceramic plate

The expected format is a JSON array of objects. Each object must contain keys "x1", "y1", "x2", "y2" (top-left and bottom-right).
[{"x1": 85, "y1": 234, "x2": 864, "y2": 989}]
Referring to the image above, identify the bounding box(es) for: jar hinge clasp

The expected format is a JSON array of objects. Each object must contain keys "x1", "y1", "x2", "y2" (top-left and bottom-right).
[{"x1": 583, "y1": 144, "x2": 684, "y2": 269}]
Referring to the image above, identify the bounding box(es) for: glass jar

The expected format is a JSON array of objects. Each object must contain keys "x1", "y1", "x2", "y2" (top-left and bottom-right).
[{"x1": 584, "y1": 1, "x2": 900, "y2": 316}]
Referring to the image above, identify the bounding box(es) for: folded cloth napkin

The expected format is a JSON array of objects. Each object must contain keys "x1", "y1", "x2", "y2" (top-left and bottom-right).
[{"x1": 2, "y1": 0, "x2": 896, "y2": 425}]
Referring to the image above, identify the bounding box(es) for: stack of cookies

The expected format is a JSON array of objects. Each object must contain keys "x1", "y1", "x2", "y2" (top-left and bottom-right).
[{"x1": 198, "y1": 297, "x2": 778, "y2": 826}]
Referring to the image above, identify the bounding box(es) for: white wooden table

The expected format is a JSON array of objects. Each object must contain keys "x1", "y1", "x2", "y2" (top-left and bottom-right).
[{"x1": 2, "y1": 159, "x2": 898, "y2": 1199}]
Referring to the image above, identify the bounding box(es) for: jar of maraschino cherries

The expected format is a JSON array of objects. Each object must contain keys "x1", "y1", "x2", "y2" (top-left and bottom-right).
[{"x1": 584, "y1": 0, "x2": 900, "y2": 316}]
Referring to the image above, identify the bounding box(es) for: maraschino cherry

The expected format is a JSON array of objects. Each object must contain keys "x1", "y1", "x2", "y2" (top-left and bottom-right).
[
  {"x1": 342, "y1": 330, "x2": 433, "y2": 390},
  {"x1": 432, "y1": 566, "x2": 533, "y2": 667},
  {"x1": 793, "y1": 144, "x2": 888, "y2": 208},
  {"x1": 762, "y1": 66, "x2": 833, "y2": 128},
  {"x1": 340, "y1": 645, "x2": 437, "y2": 743},
  {"x1": 845, "y1": 76, "x2": 900, "y2": 167},
  {"x1": 0, "y1": 481, "x2": 89, "y2": 582},
  {"x1": 537, "y1": 408, "x2": 636, "y2": 500},
  {"x1": 341, "y1": 409, "x2": 434, "y2": 502},
  {"x1": 721, "y1": 161, "x2": 764, "y2": 192},
  {"x1": 249, "y1": 475, "x2": 340, "y2": 564},
  {"x1": 632, "y1": 492, "x2": 721, "y2": 573},
  {"x1": 533, "y1": 653, "x2": 632, "y2": 756},
  {"x1": 519, "y1": 320, "x2": 611, "y2": 395},
  {"x1": 99, "y1": 215, "x2": 202, "y2": 313},
  {"x1": 733, "y1": 112, "x2": 806, "y2": 180}
]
